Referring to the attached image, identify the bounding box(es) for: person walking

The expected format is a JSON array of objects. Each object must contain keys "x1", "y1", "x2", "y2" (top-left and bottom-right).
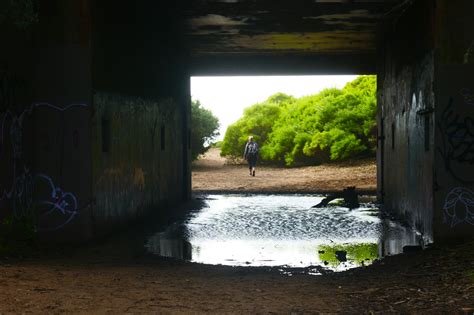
[{"x1": 243, "y1": 136, "x2": 259, "y2": 176}]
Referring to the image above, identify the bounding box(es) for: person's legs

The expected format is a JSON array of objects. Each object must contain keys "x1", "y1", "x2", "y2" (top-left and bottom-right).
[{"x1": 249, "y1": 155, "x2": 257, "y2": 176}]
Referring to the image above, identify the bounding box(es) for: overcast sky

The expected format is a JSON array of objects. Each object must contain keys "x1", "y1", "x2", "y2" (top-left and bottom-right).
[{"x1": 191, "y1": 75, "x2": 358, "y2": 140}]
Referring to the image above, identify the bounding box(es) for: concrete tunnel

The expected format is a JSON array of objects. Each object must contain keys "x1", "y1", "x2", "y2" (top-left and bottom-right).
[{"x1": 0, "y1": 0, "x2": 473, "y2": 244}]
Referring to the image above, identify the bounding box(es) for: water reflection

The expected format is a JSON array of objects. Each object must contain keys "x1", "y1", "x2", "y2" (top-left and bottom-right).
[{"x1": 145, "y1": 194, "x2": 428, "y2": 272}]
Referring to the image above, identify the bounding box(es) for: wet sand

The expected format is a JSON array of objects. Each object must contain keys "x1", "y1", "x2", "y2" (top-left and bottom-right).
[
  {"x1": 1, "y1": 237, "x2": 473, "y2": 314},
  {"x1": 0, "y1": 150, "x2": 473, "y2": 314}
]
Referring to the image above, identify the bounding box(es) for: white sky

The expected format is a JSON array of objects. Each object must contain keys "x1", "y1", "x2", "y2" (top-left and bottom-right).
[{"x1": 191, "y1": 75, "x2": 358, "y2": 140}]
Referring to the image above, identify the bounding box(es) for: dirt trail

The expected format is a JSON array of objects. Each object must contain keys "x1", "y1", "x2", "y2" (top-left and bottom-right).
[
  {"x1": 1, "y1": 150, "x2": 473, "y2": 314},
  {"x1": 192, "y1": 148, "x2": 376, "y2": 194}
]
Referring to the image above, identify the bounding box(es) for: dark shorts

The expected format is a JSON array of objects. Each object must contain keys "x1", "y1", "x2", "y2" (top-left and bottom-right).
[{"x1": 247, "y1": 153, "x2": 258, "y2": 168}]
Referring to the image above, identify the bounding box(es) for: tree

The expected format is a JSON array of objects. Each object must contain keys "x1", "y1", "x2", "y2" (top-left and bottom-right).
[
  {"x1": 220, "y1": 76, "x2": 377, "y2": 165},
  {"x1": 220, "y1": 93, "x2": 294, "y2": 158},
  {"x1": 191, "y1": 100, "x2": 219, "y2": 160}
]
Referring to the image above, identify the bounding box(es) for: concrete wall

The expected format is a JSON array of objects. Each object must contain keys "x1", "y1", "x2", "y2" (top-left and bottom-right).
[
  {"x1": 91, "y1": 92, "x2": 187, "y2": 235},
  {"x1": 90, "y1": 1, "x2": 191, "y2": 238},
  {"x1": 1, "y1": 0, "x2": 94, "y2": 241},
  {"x1": 378, "y1": 0, "x2": 474, "y2": 243},
  {"x1": 1, "y1": 0, "x2": 191, "y2": 242},
  {"x1": 432, "y1": 1, "x2": 474, "y2": 241},
  {"x1": 377, "y1": 0, "x2": 435, "y2": 243}
]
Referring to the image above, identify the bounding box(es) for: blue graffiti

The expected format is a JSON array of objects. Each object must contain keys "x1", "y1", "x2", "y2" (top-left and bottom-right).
[
  {"x1": 0, "y1": 102, "x2": 88, "y2": 229},
  {"x1": 443, "y1": 187, "x2": 474, "y2": 227},
  {"x1": 0, "y1": 166, "x2": 34, "y2": 217},
  {"x1": 36, "y1": 174, "x2": 79, "y2": 231}
]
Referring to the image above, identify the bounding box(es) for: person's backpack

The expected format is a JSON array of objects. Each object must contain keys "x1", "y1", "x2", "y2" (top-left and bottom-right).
[{"x1": 248, "y1": 142, "x2": 258, "y2": 155}]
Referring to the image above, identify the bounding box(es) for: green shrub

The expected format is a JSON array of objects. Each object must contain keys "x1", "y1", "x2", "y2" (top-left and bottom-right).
[
  {"x1": 220, "y1": 76, "x2": 377, "y2": 166},
  {"x1": 191, "y1": 100, "x2": 220, "y2": 160}
]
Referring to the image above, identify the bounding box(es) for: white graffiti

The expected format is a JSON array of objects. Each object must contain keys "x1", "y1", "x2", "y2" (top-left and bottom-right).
[{"x1": 443, "y1": 187, "x2": 474, "y2": 227}]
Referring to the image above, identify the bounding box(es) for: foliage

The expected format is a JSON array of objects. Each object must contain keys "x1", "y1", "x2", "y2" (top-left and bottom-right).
[
  {"x1": 220, "y1": 93, "x2": 295, "y2": 158},
  {"x1": 212, "y1": 141, "x2": 223, "y2": 148},
  {"x1": 191, "y1": 99, "x2": 220, "y2": 160},
  {"x1": 0, "y1": 0, "x2": 39, "y2": 29},
  {"x1": 221, "y1": 76, "x2": 377, "y2": 166},
  {"x1": 318, "y1": 242, "x2": 378, "y2": 267}
]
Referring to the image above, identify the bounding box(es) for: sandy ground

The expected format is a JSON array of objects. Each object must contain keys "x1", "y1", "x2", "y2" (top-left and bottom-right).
[
  {"x1": 192, "y1": 148, "x2": 376, "y2": 194},
  {"x1": 1, "y1": 149, "x2": 473, "y2": 314},
  {"x1": 1, "y1": 237, "x2": 473, "y2": 314}
]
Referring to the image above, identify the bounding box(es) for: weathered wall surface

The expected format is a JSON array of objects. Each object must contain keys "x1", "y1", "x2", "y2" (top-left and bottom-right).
[
  {"x1": 1, "y1": 0, "x2": 191, "y2": 243},
  {"x1": 90, "y1": 1, "x2": 191, "y2": 237},
  {"x1": 377, "y1": 0, "x2": 435, "y2": 242},
  {"x1": 378, "y1": 0, "x2": 474, "y2": 243},
  {"x1": 0, "y1": 24, "x2": 34, "y2": 227},
  {"x1": 1, "y1": 0, "x2": 94, "y2": 241},
  {"x1": 433, "y1": 1, "x2": 474, "y2": 241},
  {"x1": 91, "y1": 93, "x2": 186, "y2": 235}
]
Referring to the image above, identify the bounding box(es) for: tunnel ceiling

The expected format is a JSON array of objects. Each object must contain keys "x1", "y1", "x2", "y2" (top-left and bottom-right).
[{"x1": 185, "y1": 0, "x2": 405, "y2": 57}]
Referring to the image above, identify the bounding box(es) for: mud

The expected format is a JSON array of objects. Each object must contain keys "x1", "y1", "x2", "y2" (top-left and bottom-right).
[{"x1": 0, "y1": 149, "x2": 473, "y2": 314}]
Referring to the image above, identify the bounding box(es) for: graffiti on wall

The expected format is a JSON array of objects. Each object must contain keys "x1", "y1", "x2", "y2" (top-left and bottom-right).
[
  {"x1": 438, "y1": 85, "x2": 474, "y2": 228},
  {"x1": 0, "y1": 102, "x2": 88, "y2": 230},
  {"x1": 437, "y1": 94, "x2": 474, "y2": 185},
  {"x1": 36, "y1": 174, "x2": 80, "y2": 230},
  {"x1": 443, "y1": 187, "x2": 474, "y2": 227}
]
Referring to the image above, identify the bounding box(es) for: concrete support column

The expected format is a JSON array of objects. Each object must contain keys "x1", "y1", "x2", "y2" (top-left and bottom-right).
[
  {"x1": 377, "y1": 0, "x2": 435, "y2": 243},
  {"x1": 378, "y1": 0, "x2": 474, "y2": 243},
  {"x1": 432, "y1": 0, "x2": 474, "y2": 242}
]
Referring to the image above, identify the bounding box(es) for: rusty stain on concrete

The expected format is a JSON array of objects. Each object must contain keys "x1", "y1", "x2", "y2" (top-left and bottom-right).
[{"x1": 133, "y1": 168, "x2": 146, "y2": 189}]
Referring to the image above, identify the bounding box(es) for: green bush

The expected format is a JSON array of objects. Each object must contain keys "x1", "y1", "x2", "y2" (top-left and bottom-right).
[
  {"x1": 191, "y1": 100, "x2": 220, "y2": 160},
  {"x1": 221, "y1": 76, "x2": 377, "y2": 166},
  {"x1": 220, "y1": 93, "x2": 294, "y2": 158}
]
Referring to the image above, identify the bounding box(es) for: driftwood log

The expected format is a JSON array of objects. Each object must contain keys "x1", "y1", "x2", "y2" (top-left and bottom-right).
[{"x1": 312, "y1": 186, "x2": 360, "y2": 209}]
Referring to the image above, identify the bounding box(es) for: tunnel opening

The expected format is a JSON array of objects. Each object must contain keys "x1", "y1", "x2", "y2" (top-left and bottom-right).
[
  {"x1": 144, "y1": 74, "x2": 427, "y2": 274},
  {"x1": 189, "y1": 74, "x2": 377, "y2": 194}
]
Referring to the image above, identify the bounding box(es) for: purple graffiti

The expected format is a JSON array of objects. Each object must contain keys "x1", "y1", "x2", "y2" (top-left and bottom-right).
[
  {"x1": 0, "y1": 166, "x2": 34, "y2": 216},
  {"x1": 1, "y1": 102, "x2": 88, "y2": 229},
  {"x1": 443, "y1": 187, "x2": 474, "y2": 227},
  {"x1": 36, "y1": 174, "x2": 79, "y2": 231}
]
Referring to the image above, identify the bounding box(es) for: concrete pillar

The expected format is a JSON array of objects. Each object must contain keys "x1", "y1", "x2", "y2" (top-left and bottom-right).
[
  {"x1": 1, "y1": 1, "x2": 192, "y2": 242},
  {"x1": 378, "y1": 0, "x2": 474, "y2": 243},
  {"x1": 377, "y1": 0, "x2": 435, "y2": 243},
  {"x1": 432, "y1": 0, "x2": 474, "y2": 242}
]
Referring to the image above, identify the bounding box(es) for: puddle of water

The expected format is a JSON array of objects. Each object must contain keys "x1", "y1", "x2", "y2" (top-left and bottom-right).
[{"x1": 145, "y1": 194, "x2": 429, "y2": 273}]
